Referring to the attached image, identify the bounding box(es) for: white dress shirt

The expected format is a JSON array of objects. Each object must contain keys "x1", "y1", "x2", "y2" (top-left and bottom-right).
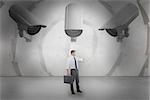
[{"x1": 66, "y1": 56, "x2": 83, "y2": 69}]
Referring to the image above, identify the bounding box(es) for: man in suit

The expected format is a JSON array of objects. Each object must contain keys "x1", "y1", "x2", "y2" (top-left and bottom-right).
[{"x1": 66, "y1": 50, "x2": 83, "y2": 94}]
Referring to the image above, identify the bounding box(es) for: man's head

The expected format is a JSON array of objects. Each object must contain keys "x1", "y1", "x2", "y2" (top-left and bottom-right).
[{"x1": 71, "y1": 50, "x2": 76, "y2": 56}]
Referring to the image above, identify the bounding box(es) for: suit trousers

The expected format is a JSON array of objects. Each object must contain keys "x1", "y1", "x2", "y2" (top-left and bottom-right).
[{"x1": 70, "y1": 69, "x2": 80, "y2": 93}]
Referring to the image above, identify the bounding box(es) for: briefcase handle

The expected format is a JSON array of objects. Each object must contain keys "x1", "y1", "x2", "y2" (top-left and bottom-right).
[{"x1": 64, "y1": 69, "x2": 71, "y2": 75}]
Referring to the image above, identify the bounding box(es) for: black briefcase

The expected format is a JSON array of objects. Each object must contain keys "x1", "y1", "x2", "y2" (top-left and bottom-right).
[{"x1": 64, "y1": 75, "x2": 74, "y2": 84}]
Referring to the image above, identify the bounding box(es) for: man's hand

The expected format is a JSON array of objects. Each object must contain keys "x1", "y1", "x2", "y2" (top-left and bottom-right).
[{"x1": 79, "y1": 58, "x2": 83, "y2": 62}]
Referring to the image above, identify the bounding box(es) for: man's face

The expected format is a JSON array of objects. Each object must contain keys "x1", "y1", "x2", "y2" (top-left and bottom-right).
[{"x1": 72, "y1": 52, "x2": 76, "y2": 56}]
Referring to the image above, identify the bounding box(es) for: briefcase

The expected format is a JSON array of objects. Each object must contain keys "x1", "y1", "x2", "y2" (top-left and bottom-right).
[{"x1": 64, "y1": 75, "x2": 74, "y2": 84}]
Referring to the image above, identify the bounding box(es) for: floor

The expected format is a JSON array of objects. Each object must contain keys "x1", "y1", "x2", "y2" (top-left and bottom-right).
[{"x1": 0, "y1": 77, "x2": 149, "y2": 100}]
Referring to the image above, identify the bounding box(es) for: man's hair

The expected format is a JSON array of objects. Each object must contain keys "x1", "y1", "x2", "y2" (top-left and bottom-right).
[{"x1": 71, "y1": 50, "x2": 76, "y2": 54}]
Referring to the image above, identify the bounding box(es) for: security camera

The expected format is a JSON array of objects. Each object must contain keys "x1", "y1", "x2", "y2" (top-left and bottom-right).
[
  {"x1": 65, "y1": 3, "x2": 83, "y2": 42},
  {"x1": 9, "y1": 4, "x2": 46, "y2": 41},
  {"x1": 99, "y1": 3, "x2": 139, "y2": 42}
]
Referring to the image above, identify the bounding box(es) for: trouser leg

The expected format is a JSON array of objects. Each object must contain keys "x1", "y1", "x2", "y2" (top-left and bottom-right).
[
  {"x1": 75, "y1": 70, "x2": 80, "y2": 91},
  {"x1": 70, "y1": 83, "x2": 74, "y2": 93},
  {"x1": 70, "y1": 69, "x2": 75, "y2": 93},
  {"x1": 76, "y1": 80, "x2": 80, "y2": 91}
]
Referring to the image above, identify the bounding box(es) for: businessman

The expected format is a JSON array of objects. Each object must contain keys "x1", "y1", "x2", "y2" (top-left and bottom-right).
[{"x1": 66, "y1": 50, "x2": 83, "y2": 94}]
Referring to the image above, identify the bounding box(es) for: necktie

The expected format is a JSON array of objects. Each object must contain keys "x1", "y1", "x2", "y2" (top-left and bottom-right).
[{"x1": 74, "y1": 57, "x2": 78, "y2": 69}]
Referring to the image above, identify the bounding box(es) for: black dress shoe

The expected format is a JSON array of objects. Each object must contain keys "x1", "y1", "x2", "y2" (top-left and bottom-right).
[
  {"x1": 72, "y1": 92, "x2": 75, "y2": 94},
  {"x1": 77, "y1": 90, "x2": 83, "y2": 93}
]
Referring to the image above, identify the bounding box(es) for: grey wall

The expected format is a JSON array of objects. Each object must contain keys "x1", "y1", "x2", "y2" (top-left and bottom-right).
[{"x1": 0, "y1": 0, "x2": 149, "y2": 76}]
